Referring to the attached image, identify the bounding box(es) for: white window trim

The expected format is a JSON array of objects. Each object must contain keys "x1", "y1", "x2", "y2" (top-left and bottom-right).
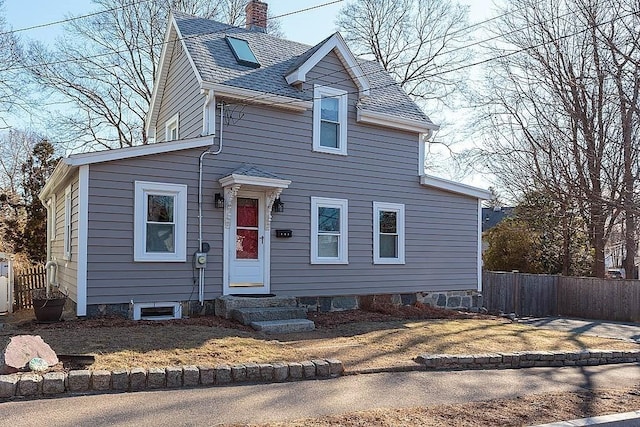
[
  {"x1": 63, "y1": 186, "x2": 72, "y2": 260},
  {"x1": 134, "y1": 181, "x2": 187, "y2": 262},
  {"x1": 48, "y1": 193, "x2": 56, "y2": 241},
  {"x1": 165, "y1": 113, "x2": 179, "y2": 141},
  {"x1": 133, "y1": 302, "x2": 182, "y2": 321},
  {"x1": 311, "y1": 196, "x2": 348, "y2": 264},
  {"x1": 312, "y1": 85, "x2": 348, "y2": 155},
  {"x1": 373, "y1": 202, "x2": 405, "y2": 265}
]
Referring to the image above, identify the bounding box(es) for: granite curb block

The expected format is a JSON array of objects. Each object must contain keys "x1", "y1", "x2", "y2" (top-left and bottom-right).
[
  {"x1": 415, "y1": 349, "x2": 640, "y2": 371},
  {"x1": 0, "y1": 359, "x2": 343, "y2": 399}
]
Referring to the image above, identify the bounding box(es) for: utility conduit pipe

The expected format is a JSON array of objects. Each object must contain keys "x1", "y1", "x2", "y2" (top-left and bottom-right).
[{"x1": 197, "y1": 101, "x2": 224, "y2": 303}]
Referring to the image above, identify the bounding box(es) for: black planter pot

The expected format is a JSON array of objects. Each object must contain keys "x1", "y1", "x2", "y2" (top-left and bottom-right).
[{"x1": 33, "y1": 297, "x2": 66, "y2": 322}]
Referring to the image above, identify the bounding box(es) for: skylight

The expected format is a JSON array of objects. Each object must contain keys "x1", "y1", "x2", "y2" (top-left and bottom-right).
[{"x1": 225, "y1": 36, "x2": 260, "y2": 68}]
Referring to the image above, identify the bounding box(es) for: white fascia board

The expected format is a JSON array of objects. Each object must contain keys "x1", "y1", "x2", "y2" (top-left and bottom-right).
[
  {"x1": 219, "y1": 174, "x2": 291, "y2": 189},
  {"x1": 203, "y1": 83, "x2": 311, "y2": 111},
  {"x1": 357, "y1": 109, "x2": 440, "y2": 134},
  {"x1": 285, "y1": 33, "x2": 370, "y2": 96},
  {"x1": 420, "y1": 174, "x2": 492, "y2": 200},
  {"x1": 66, "y1": 136, "x2": 214, "y2": 167},
  {"x1": 39, "y1": 160, "x2": 71, "y2": 203},
  {"x1": 146, "y1": 14, "x2": 204, "y2": 137}
]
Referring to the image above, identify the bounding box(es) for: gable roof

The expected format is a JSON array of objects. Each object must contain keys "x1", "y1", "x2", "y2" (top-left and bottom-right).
[
  {"x1": 147, "y1": 12, "x2": 437, "y2": 136},
  {"x1": 284, "y1": 32, "x2": 370, "y2": 96}
]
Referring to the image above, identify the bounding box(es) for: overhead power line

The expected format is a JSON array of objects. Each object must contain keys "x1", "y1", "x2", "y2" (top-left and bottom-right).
[{"x1": 0, "y1": 0, "x2": 152, "y2": 36}]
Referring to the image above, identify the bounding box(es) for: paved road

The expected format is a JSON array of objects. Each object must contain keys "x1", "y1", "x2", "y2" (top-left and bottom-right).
[
  {"x1": 2, "y1": 364, "x2": 640, "y2": 426},
  {"x1": 519, "y1": 317, "x2": 640, "y2": 342}
]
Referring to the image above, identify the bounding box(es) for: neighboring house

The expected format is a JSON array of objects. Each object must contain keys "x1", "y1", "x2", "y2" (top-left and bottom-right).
[
  {"x1": 39, "y1": 1, "x2": 491, "y2": 319},
  {"x1": 482, "y1": 207, "x2": 515, "y2": 233}
]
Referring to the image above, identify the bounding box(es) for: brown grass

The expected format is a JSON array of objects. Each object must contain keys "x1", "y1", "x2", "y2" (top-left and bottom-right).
[
  {"x1": 231, "y1": 387, "x2": 640, "y2": 426},
  {"x1": 2, "y1": 308, "x2": 637, "y2": 372}
]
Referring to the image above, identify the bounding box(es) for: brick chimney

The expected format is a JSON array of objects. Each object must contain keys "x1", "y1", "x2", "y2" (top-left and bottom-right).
[{"x1": 245, "y1": 0, "x2": 268, "y2": 32}]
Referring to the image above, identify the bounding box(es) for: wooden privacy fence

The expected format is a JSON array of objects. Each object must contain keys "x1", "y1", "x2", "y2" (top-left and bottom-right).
[
  {"x1": 14, "y1": 265, "x2": 47, "y2": 310},
  {"x1": 483, "y1": 271, "x2": 640, "y2": 322}
]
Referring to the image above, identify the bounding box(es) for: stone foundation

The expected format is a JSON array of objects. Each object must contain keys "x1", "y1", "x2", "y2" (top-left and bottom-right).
[
  {"x1": 82, "y1": 290, "x2": 482, "y2": 319},
  {"x1": 297, "y1": 290, "x2": 482, "y2": 313}
]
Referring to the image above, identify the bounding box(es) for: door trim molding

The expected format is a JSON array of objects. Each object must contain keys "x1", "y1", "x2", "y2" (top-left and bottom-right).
[{"x1": 223, "y1": 190, "x2": 271, "y2": 295}]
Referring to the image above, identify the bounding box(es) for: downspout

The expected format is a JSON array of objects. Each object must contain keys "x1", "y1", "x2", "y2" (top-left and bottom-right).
[
  {"x1": 44, "y1": 260, "x2": 58, "y2": 299},
  {"x1": 197, "y1": 100, "x2": 224, "y2": 303}
]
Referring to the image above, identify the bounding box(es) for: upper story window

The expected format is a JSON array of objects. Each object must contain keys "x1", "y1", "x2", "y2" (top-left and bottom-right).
[
  {"x1": 134, "y1": 181, "x2": 187, "y2": 262},
  {"x1": 313, "y1": 85, "x2": 348, "y2": 156},
  {"x1": 373, "y1": 202, "x2": 405, "y2": 265},
  {"x1": 165, "y1": 113, "x2": 179, "y2": 141},
  {"x1": 311, "y1": 197, "x2": 348, "y2": 264}
]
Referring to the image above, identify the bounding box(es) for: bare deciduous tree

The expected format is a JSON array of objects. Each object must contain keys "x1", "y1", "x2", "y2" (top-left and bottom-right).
[
  {"x1": 0, "y1": 0, "x2": 26, "y2": 129},
  {"x1": 473, "y1": 0, "x2": 640, "y2": 277},
  {"x1": 24, "y1": 0, "x2": 281, "y2": 151},
  {"x1": 336, "y1": 0, "x2": 471, "y2": 109}
]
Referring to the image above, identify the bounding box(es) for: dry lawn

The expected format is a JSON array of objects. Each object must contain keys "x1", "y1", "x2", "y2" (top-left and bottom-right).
[
  {"x1": 2, "y1": 308, "x2": 638, "y2": 372},
  {"x1": 231, "y1": 387, "x2": 640, "y2": 427}
]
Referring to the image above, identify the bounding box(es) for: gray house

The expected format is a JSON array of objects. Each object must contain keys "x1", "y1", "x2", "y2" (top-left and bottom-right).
[{"x1": 39, "y1": 1, "x2": 491, "y2": 319}]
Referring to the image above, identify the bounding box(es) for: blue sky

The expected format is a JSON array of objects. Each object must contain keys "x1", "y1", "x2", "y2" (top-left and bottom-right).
[{"x1": 4, "y1": 0, "x2": 494, "y2": 46}]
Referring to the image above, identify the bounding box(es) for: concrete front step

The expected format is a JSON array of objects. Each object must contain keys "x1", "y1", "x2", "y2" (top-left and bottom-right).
[
  {"x1": 215, "y1": 295, "x2": 298, "y2": 319},
  {"x1": 231, "y1": 307, "x2": 308, "y2": 325},
  {"x1": 251, "y1": 319, "x2": 316, "y2": 334}
]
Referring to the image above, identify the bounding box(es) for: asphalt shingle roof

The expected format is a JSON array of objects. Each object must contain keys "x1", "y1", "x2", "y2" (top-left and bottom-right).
[
  {"x1": 173, "y1": 11, "x2": 434, "y2": 126},
  {"x1": 229, "y1": 164, "x2": 284, "y2": 180}
]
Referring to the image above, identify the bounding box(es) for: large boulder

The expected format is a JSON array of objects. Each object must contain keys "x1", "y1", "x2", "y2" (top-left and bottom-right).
[{"x1": 0, "y1": 335, "x2": 58, "y2": 374}]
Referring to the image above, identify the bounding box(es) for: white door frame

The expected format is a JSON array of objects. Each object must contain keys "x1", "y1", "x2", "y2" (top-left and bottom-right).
[{"x1": 223, "y1": 189, "x2": 271, "y2": 295}]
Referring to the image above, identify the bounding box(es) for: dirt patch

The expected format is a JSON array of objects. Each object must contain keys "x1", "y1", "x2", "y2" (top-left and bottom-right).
[{"x1": 231, "y1": 387, "x2": 640, "y2": 426}]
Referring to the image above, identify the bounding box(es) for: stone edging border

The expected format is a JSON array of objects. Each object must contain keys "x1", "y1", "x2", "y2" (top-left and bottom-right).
[
  {"x1": 0, "y1": 359, "x2": 344, "y2": 399},
  {"x1": 414, "y1": 349, "x2": 640, "y2": 370}
]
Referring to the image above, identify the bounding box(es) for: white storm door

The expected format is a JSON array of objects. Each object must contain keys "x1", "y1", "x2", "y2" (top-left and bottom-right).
[{"x1": 228, "y1": 192, "x2": 267, "y2": 292}]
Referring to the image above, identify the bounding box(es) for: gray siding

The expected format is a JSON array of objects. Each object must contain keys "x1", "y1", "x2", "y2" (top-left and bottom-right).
[
  {"x1": 84, "y1": 50, "x2": 479, "y2": 305},
  {"x1": 49, "y1": 172, "x2": 79, "y2": 302},
  {"x1": 155, "y1": 39, "x2": 202, "y2": 142}
]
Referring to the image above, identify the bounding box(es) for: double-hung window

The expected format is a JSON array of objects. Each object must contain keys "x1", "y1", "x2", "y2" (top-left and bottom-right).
[
  {"x1": 313, "y1": 85, "x2": 348, "y2": 155},
  {"x1": 311, "y1": 197, "x2": 348, "y2": 264},
  {"x1": 134, "y1": 181, "x2": 187, "y2": 262},
  {"x1": 373, "y1": 202, "x2": 405, "y2": 264}
]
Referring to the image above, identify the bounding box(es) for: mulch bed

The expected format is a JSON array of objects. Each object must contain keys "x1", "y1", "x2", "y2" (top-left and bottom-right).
[{"x1": 8, "y1": 302, "x2": 490, "y2": 332}]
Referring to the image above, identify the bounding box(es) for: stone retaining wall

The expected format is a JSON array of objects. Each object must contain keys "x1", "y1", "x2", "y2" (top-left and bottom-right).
[
  {"x1": 0, "y1": 359, "x2": 344, "y2": 399},
  {"x1": 415, "y1": 349, "x2": 640, "y2": 370}
]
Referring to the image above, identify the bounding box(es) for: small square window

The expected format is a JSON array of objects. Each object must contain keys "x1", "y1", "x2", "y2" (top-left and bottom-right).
[
  {"x1": 313, "y1": 86, "x2": 348, "y2": 155},
  {"x1": 373, "y1": 202, "x2": 405, "y2": 264},
  {"x1": 311, "y1": 197, "x2": 348, "y2": 264}
]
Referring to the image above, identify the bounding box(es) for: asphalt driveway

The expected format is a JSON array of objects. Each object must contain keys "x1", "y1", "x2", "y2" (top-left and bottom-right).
[{"x1": 519, "y1": 316, "x2": 640, "y2": 343}]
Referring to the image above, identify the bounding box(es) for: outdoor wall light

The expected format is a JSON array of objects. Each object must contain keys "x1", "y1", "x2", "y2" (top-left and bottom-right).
[
  {"x1": 272, "y1": 197, "x2": 284, "y2": 213},
  {"x1": 214, "y1": 193, "x2": 224, "y2": 209}
]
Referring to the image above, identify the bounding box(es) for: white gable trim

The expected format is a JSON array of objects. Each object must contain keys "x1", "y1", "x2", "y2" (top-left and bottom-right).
[
  {"x1": 202, "y1": 83, "x2": 311, "y2": 111},
  {"x1": 146, "y1": 13, "x2": 204, "y2": 138},
  {"x1": 357, "y1": 109, "x2": 439, "y2": 134},
  {"x1": 66, "y1": 136, "x2": 214, "y2": 167},
  {"x1": 285, "y1": 33, "x2": 371, "y2": 97},
  {"x1": 420, "y1": 174, "x2": 492, "y2": 200}
]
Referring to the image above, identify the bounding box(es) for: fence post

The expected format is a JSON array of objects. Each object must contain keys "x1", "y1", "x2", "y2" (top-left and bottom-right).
[{"x1": 512, "y1": 271, "x2": 520, "y2": 315}]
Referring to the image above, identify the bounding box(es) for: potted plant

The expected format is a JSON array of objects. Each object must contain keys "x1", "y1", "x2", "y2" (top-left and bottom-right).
[{"x1": 32, "y1": 262, "x2": 67, "y2": 322}]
